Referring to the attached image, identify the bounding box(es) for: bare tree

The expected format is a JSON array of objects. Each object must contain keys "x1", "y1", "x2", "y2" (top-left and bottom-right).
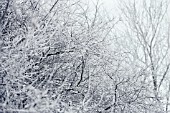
[{"x1": 116, "y1": 0, "x2": 170, "y2": 112}]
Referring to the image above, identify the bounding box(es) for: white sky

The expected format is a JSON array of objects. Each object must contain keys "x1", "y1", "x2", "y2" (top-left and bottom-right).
[
  {"x1": 97, "y1": 0, "x2": 170, "y2": 19},
  {"x1": 86, "y1": 0, "x2": 121, "y2": 22}
]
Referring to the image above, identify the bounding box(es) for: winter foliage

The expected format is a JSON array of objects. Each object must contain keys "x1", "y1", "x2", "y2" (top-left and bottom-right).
[{"x1": 0, "y1": 0, "x2": 170, "y2": 113}]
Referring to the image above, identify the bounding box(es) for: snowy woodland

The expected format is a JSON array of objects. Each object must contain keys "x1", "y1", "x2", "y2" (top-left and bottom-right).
[{"x1": 0, "y1": 0, "x2": 170, "y2": 112}]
